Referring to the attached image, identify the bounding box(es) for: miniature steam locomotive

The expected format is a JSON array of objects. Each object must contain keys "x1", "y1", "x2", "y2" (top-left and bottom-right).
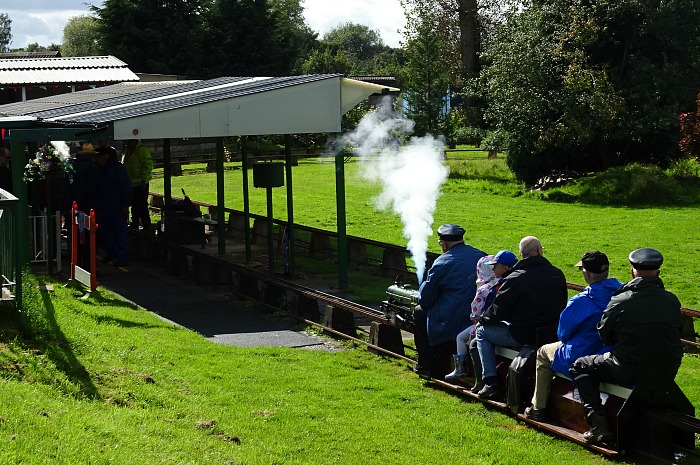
[{"x1": 381, "y1": 280, "x2": 419, "y2": 329}]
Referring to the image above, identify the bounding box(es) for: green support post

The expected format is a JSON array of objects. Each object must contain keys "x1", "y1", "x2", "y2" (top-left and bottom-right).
[
  {"x1": 335, "y1": 141, "x2": 348, "y2": 290},
  {"x1": 216, "y1": 138, "x2": 226, "y2": 255},
  {"x1": 163, "y1": 139, "x2": 172, "y2": 206},
  {"x1": 10, "y1": 137, "x2": 27, "y2": 309},
  {"x1": 284, "y1": 134, "x2": 295, "y2": 277}
]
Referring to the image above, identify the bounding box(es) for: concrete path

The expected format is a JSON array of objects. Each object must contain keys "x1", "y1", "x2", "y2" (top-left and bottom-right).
[{"x1": 94, "y1": 260, "x2": 337, "y2": 351}]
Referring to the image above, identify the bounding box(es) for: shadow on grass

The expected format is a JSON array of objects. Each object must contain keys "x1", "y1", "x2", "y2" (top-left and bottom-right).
[{"x1": 36, "y1": 288, "x2": 101, "y2": 400}]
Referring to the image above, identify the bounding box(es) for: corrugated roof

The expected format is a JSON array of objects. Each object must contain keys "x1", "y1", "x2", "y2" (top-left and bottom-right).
[
  {"x1": 0, "y1": 56, "x2": 139, "y2": 85},
  {"x1": 0, "y1": 73, "x2": 397, "y2": 139},
  {"x1": 0, "y1": 51, "x2": 61, "y2": 59},
  {"x1": 0, "y1": 75, "x2": 341, "y2": 124},
  {"x1": 60, "y1": 75, "x2": 338, "y2": 124}
]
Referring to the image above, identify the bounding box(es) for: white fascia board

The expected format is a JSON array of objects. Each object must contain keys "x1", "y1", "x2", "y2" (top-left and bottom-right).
[
  {"x1": 340, "y1": 78, "x2": 399, "y2": 113},
  {"x1": 113, "y1": 77, "x2": 344, "y2": 139}
]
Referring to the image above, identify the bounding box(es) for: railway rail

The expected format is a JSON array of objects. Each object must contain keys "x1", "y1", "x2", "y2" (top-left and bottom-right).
[{"x1": 123, "y1": 226, "x2": 700, "y2": 464}]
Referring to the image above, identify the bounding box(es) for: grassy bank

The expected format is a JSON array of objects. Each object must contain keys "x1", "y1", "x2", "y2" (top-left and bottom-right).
[{"x1": 0, "y1": 275, "x2": 621, "y2": 464}]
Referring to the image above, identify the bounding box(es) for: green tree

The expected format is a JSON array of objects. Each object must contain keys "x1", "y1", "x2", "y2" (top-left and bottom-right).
[
  {"x1": 0, "y1": 12, "x2": 11, "y2": 53},
  {"x1": 481, "y1": 0, "x2": 700, "y2": 184},
  {"x1": 298, "y1": 21, "x2": 404, "y2": 76},
  {"x1": 299, "y1": 46, "x2": 353, "y2": 74},
  {"x1": 401, "y1": 21, "x2": 450, "y2": 137},
  {"x1": 93, "y1": 0, "x2": 209, "y2": 76},
  {"x1": 94, "y1": 0, "x2": 314, "y2": 78},
  {"x1": 323, "y1": 22, "x2": 384, "y2": 63},
  {"x1": 399, "y1": 0, "x2": 520, "y2": 123},
  {"x1": 62, "y1": 15, "x2": 102, "y2": 56}
]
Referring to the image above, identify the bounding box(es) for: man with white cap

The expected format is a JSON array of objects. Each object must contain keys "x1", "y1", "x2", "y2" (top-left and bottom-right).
[
  {"x1": 413, "y1": 224, "x2": 486, "y2": 378},
  {"x1": 569, "y1": 248, "x2": 683, "y2": 447}
]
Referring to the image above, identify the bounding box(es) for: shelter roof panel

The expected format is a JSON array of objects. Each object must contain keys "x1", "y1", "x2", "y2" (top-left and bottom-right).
[
  {"x1": 0, "y1": 56, "x2": 139, "y2": 85},
  {"x1": 51, "y1": 75, "x2": 341, "y2": 124}
]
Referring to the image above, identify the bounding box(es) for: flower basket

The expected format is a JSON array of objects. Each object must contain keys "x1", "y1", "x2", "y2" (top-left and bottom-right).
[{"x1": 23, "y1": 145, "x2": 74, "y2": 183}]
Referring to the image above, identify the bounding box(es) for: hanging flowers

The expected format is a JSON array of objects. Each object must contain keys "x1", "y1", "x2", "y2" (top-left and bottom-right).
[{"x1": 23, "y1": 144, "x2": 74, "y2": 183}]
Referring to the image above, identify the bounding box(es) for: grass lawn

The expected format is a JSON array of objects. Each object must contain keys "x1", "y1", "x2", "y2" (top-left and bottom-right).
[
  {"x1": 151, "y1": 152, "x2": 700, "y2": 308},
  {"x1": 0, "y1": 276, "x2": 624, "y2": 465},
  {"x1": 148, "y1": 150, "x2": 700, "y2": 425}
]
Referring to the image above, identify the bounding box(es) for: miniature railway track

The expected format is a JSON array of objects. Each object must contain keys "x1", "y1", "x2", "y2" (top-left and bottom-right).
[{"x1": 124, "y1": 229, "x2": 700, "y2": 463}]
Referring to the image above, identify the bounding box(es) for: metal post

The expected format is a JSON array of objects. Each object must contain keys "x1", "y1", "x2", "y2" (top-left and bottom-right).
[
  {"x1": 335, "y1": 141, "x2": 348, "y2": 290},
  {"x1": 241, "y1": 137, "x2": 252, "y2": 263},
  {"x1": 284, "y1": 134, "x2": 295, "y2": 277},
  {"x1": 163, "y1": 139, "x2": 172, "y2": 206},
  {"x1": 45, "y1": 175, "x2": 55, "y2": 275},
  {"x1": 266, "y1": 187, "x2": 274, "y2": 272},
  {"x1": 10, "y1": 137, "x2": 28, "y2": 272},
  {"x1": 216, "y1": 138, "x2": 226, "y2": 255}
]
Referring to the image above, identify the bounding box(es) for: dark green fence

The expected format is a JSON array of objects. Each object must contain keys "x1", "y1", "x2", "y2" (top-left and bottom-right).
[{"x1": 0, "y1": 188, "x2": 20, "y2": 307}]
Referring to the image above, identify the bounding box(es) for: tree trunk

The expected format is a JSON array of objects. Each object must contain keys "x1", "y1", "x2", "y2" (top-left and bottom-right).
[{"x1": 457, "y1": 0, "x2": 481, "y2": 123}]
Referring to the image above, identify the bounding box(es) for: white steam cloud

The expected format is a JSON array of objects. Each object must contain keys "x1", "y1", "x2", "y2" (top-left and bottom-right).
[{"x1": 343, "y1": 98, "x2": 449, "y2": 284}]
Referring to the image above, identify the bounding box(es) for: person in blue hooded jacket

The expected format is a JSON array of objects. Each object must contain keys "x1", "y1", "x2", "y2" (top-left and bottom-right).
[
  {"x1": 96, "y1": 145, "x2": 132, "y2": 267},
  {"x1": 413, "y1": 224, "x2": 486, "y2": 378},
  {"x1": 523, "y1": 250, "x2": 622, "y2": 421}
]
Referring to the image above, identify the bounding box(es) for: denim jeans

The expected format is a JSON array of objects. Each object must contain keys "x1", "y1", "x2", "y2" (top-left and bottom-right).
[
  {"x1": 476, "y1": 322, "x2": 521, "y2": 380},
  {"x1": 456, "y1": 324, "x2": 476, "y2": 355}
]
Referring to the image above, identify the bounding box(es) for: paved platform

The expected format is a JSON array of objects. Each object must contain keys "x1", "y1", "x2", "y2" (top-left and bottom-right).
[{"x1": 93, "y1": 259, "x2": 338, "y2": 351}]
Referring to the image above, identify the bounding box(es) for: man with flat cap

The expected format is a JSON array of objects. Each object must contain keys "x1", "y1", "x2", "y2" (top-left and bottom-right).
[
  {"x1": 569, "y1": 248, "x2": 683, "y2": 447},
  {"x1": 413, "y1": 224, "x2": 486, "y2": 378}
]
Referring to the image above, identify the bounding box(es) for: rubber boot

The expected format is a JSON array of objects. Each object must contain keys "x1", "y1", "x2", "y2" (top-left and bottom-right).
[
  {"x1": 445, "y1": 354, "x2": 467, "y2": 381},
  {"x1": 469, "y1": 340, "x2": 484, "y2": 393}
]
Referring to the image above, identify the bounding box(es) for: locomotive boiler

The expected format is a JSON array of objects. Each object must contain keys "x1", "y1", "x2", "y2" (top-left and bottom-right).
[{"x1": 381, "y1": 280, "x2": 419, "y2": 329}]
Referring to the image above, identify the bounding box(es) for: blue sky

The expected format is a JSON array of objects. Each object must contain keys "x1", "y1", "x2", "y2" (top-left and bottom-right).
[{"x1": 3, "y1": 0, "x2": 406, "y2": 50}]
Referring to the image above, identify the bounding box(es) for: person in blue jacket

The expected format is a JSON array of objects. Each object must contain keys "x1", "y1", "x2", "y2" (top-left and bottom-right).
[
  {"x1": 524, "y1": 250, "x2": 622, "y2": 421},
  {"x1": 413, "y1": 224, "x2": 486, "y2": 378},
  {"x1": 95, "y1": 145, "x2": 133, "y2": 267}
]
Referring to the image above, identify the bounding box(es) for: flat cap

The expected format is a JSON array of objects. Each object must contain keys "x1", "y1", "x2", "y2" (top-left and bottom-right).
[
  {"x1": 437, "y1": 224, "x2": 465, "y2": 241},
  {"x1": 576, "y1": 250, "x2": 609, "y2": 274},
  {"x1": 628, "y1": 248, "x2": 663, "y2": 270}
]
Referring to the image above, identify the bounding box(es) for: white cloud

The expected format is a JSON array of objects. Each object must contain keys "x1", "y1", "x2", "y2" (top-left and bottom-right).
[
  {"x1": 4, "y1": 0, "x2": 407, "y2": 50},
  {"x1": 302, "y1": 0, "x2": 406, "y2": 48}
]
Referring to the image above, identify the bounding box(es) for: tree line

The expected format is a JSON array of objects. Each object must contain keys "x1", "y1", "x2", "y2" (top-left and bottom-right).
[{"x1": 2, "y1": 0, "x2": 700, "y2": 185}]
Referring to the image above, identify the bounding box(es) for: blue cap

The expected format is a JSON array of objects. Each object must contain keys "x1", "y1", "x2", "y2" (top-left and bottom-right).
[{"x1": 485, "y1": 250, "x2": 518, "y2": 267}]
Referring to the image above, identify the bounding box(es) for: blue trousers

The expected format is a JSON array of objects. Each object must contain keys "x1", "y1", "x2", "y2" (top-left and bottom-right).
[{"x1": 476, "y1": 322, "x2": 521, "y2": 380}]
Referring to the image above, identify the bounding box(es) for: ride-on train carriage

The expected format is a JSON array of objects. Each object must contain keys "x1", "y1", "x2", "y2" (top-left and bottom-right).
[{"x1": 381, "y1": 283, "x2": 700, "y2": 461}]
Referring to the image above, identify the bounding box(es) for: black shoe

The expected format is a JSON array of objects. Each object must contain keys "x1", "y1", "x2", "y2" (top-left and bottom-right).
[
  {"x1": 477, "y1": 383, "x2": 501, "y2": 400},
  {"x1": 584, "y1": 412, "x2": 614, "y2": 446},
  {"x1": 112, "y1": 260, "x2": 130, "y2": 267},
  {"x1": 583, "y1": 430, "x2": 614, "y2": 447},
  {"x1": 524, "y1": 405, "x2": 547, "y2": 422},
  {"x1": 470, "y1": 381, "x2": 484, "y2": 393},
  {"x1": 413, "y1": 364, "x2": 431, "y2": 378},
  {"x1": 101, "y1": 256, "x2": 113, "y2": 264}
]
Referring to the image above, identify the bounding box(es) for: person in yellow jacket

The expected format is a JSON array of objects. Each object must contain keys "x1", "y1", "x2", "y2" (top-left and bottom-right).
[{"x1": 121, "y1": 139, "x2": 154, "y2": 230}]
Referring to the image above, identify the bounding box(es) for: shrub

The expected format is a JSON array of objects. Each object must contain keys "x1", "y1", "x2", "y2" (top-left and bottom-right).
[
  {"x1": 543, "y1": 164, "x2": 700, "y2": 206},
  {"x1": 665, "y1": 157, "x2": 700, "y2": 179},
  {"x1": 451, "y1": 126, "x2": 485, "y2": 146}
]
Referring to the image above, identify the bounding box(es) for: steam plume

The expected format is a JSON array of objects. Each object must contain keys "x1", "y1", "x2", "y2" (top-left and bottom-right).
[{"x1": 343, "y1": 98, "x2": 449, "y2": 284}]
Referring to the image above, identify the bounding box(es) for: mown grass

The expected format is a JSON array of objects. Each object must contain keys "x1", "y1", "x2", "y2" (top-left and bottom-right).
[
  {"x1": 150, "y1": 151, "x2": 700, "y2": 308},
  {"x1": 1, "y1": 275, "x2": 627, "y2": 465}
]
